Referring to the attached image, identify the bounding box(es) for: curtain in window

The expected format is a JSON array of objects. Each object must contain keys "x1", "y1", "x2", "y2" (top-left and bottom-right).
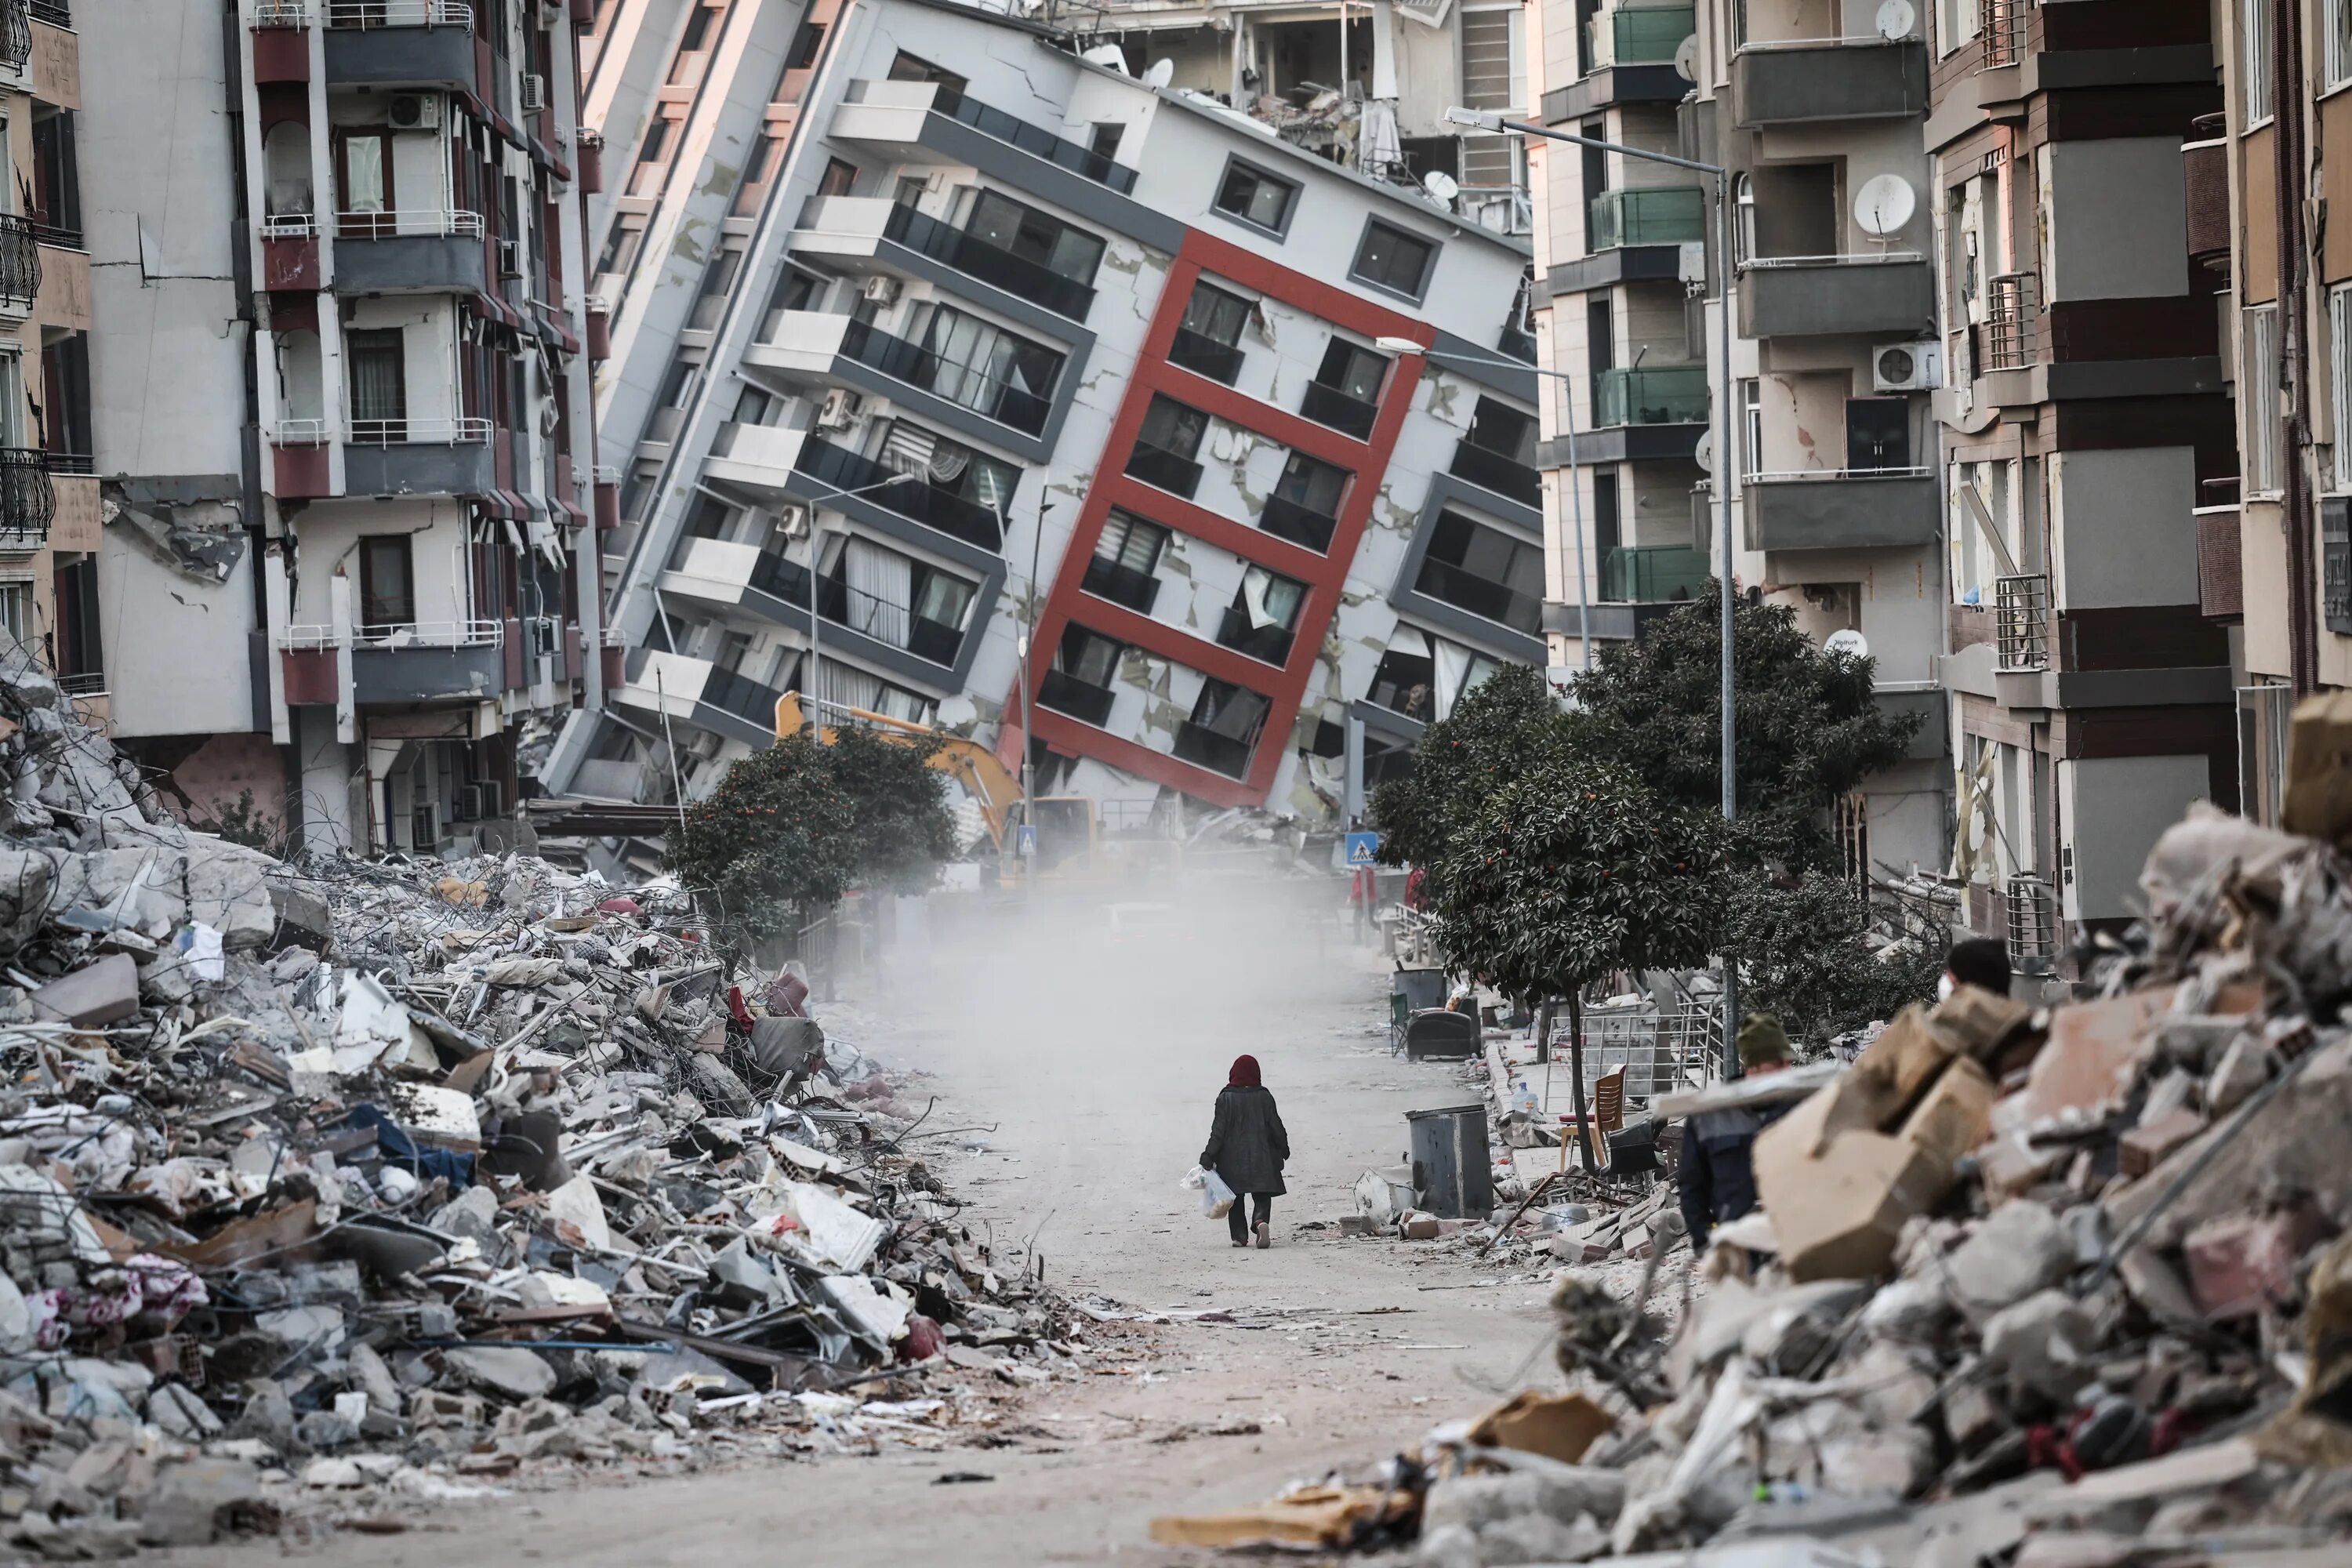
[
  {"x1": 349, "y1": 342, "x2": 405, "y2": 425},
  {"x1": 1432, "y1": 638, "x2": 1472, "y2": 720},
  {"x1": 820, "y1": 660, "x2": 883, "y2": 715},
  {"x1": 880, "y1": 420, "x2": 938, "y2": 474},
  {"x1": 842, "y1": 535, "x2": 912, "y2": 648},
  {"x1": 914, "y1": 572, "x2": 973, "y2": 630},
  {"x1": 1098, "y1": 514, "x2": 1163, "y2": 572},
  {"x1": 1240, "y1": 566, "x2": 1301, "y2": 629},
  {"x1": 1198, "y1": 682, "x2": 1269, "y2": 742},
  {"x1": 923, "y1": 307, "x2": 1000, "y2": 412}
]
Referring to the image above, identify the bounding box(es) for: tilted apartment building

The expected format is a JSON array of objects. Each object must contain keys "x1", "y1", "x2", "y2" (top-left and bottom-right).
[
  {"x1": 71, "y1": 0, "x2": 600, "y2": 855},
  {"x1": 546, "y1": 0, "x2": 1544, "y2": 820}
]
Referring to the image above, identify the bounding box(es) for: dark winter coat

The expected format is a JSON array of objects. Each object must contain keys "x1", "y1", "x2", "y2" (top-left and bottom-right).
[
  {"x1": 1201, "y1": 1083, "x2": 1290, "y2": 1196},
  {"x1": 1676, "y1": 1103, "x2": 1786, "y2": 1250}
]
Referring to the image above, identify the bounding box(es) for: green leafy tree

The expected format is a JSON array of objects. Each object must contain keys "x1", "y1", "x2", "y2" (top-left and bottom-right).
[
  {"x1": 1432, "y1": 758, "x2": 1726, "y2": 1163},
  {"x1": 1368, "y1": 665, "x2": 1570, "y2": 897},
  {"x1": 670, "y1": 726, "x2": 954, "y2": 949},
  {"x1": 1726, "y1": 871, "x2": 1946, "y2": 1046}
]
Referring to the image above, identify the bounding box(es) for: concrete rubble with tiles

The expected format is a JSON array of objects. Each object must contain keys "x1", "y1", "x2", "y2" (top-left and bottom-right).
[
  {"x1": 1160, "y1": 800, "x2": 2352, "y2": 1562},
  {"x1": 0, "y1": 640, "x2": 1109, "y2": 1556}
]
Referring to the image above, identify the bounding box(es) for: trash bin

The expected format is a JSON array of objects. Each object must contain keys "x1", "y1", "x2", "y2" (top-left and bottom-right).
[{"x1": 1405, "y1": 1104, "x2": 1493, "y2": 1219}]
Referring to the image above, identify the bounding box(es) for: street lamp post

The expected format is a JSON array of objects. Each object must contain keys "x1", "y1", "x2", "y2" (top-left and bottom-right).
[
  {"x1": 1376, "y1": 339, "x2": 1590, "y2": 671},
  {"x1": 1445, "y1": 107, "x2": 1741, "y2": 1080},
  {"x1": 782, "y1": 470, "x2": 920, "y2": 736}
]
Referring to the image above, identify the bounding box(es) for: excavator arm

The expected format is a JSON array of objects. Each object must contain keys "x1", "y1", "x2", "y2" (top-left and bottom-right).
[{"x1": 775, "y1": 691, "x2": 1021, "y2": 848}]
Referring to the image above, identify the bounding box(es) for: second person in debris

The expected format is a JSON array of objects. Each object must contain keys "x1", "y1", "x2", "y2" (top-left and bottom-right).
[{"x1": 1202, "y1": 1054, "x2": 1290, "y2": 1250}]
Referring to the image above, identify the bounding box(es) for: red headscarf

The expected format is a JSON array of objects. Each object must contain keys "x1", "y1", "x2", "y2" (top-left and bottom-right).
[{"x1": 1228, "y1": 1054, "x2": 1261, "y2": 1087}]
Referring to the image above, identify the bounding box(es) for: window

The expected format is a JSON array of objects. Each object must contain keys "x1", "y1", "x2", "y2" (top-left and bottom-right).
[
  {"x1": 346, "y1": 329, "x2": 406, "y2": 435},
  {"x1": 1090, "y1": 124, "x2": 1123, "y2": 162},
  {"x1": 1054, "y1": 624, "x2": 1123, "y2": 686},
  {"x1": 1181, "y1": 281, "x2": 1250, "y2": 347},
  {"x1": 1415, "y1": 510, "x2": 1542, "y2": 632},
  {"x1": 1465, "y1": 397, "x2": 1537, "y2": 464},
  {"x1": 359, "y1": 535, "x2": 416, "y2": 629},
  {"x1": 335, "y1": 128, "x2": 393, "y2": 238},
  {"x1": 0, "y1": 579, "x2": 30, "y2": 643},
  {"x1": 2335, "y1": 286, "x2": 2352, "y2": 490},
  {"x1": 1592, "y1": 471, "x2": 1621, "y2": 555},
  {"x1": 1221, "y1": 565, "x2": 1306, "y2": 662},
  {"x1": 2246, "y1": 305, "x2": 2282, "y2": 496},
  {"x1": 619, "y1": 458, "x2": 662, "y2": 521},
  {"x1": 2245, "y1": 0, "x2": 2274, "y2": 125},
  {"x1": 784, "y1": 17, "x2": 825, "y2": 70},
  {"x1": 1097, "y1": 511, "x2": 1168, "y2": 574},
  {"x1": 732, "y1": 133, "x2": 786, "y2": 217},
  {"x1": 1181, "y1": 678, "x2": 1270, "y2": 776},
  {"x1": 1733, "y1": 173, "x2": 1755, "y2": 263},
  {"x1": 1274, "y1": 450, "x2": 1348, "y2": 514},
  {"x1": 887, "y1": 51, "x2": 967, "y2": 93},
  {"x1": 1213, "y1": 160, "x2": 1298, "y2": 234},
  {"x1": 733, "y1": 383, "x2": 784, "y2": 426},
  {"x1": 689, "y1": 246, "x2": 742, "y2": 330},
  {"x1": 893, "y1": 175, "x2": 927, "y2": 207},
  {"x1": 1137, "y1": 394, "x2": 1208, "y2": 460},
  {"x1": 818, "y1": 158, "x2": 858, "y2": 198},
  {"x1": 2332, "y1": 0, "x2": 2352, "y2": 87},
  {"x1": 29, "y1": 111, "x2": 79, "y2": 245},
  {"x1": 685, "y1": 494, "x2": 739, "y2": 540},
  {"x1": 1351, "y1": 220, "x2": 1436, "y2": 299},
  {"x1": 677, "y1": 2, "x2": 718, "y2": 52},
  {"x1": 1316, "y1": 338, "x2": 1388, "y2": 402},
  {"x1": 51, "y1": 555, "x2": 98, "y2": 685},
  {"x1": 916, "y1": 305, "x2": 1065, "y2": 431},
  {"x1": 1367, "y1": 640, "x2": 1436, "y2": 720},
  {"x1": 594, "y1": 220, "x2": 644, "y2": 279},
  {"x1": 964, "y1": 191, "x2": 1106, "y2": 285},
  {"x1": 1739, "y1": 378, "x2": 1762, "y2": 481},
  {"x1": 39, "y1": 332, "x2": 89, "y2": 465}
]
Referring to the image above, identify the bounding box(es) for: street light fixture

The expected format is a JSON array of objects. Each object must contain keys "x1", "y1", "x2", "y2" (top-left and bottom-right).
[
  {"x1": 779, "y1": 470, "x2": 922, "y2": 737},
  {"x1": 1439, "y1": 105, "x2": 1743, "y2": 1081},
  {"x1": 1375, "y1": 336, "x2": 1593, "y2": 673}
]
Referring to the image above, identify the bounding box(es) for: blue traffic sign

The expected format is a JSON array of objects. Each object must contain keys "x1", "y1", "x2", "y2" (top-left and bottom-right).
[{"x1": 1344, "y1": 830, "x2": 1381, "y2": 868}]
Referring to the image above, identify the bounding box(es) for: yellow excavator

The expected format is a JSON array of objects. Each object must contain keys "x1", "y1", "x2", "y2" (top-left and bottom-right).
[{"x1": 773, "y1": 692, "x2": 1176, "y2": 890}]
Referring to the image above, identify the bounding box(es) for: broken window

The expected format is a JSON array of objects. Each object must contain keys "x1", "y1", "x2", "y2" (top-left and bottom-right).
[
  {"x1": 887, "y1": 50, "x2": 966, "y2": 94},
  {"x1": 1177, "y1": 678, "x2": 1269, "y2": 777},
  {"x1": 1173, "y1": 282, "x2": 1251, "y2": 383},
  {"x1": 1367, "y1": 632, "x2": 1436, "y2": 721},
  {"x1": 1415, "y1": 511, "x2": 1542, "y2": 633},
  {"x1": 964, "y1": 191, "x2": 1105, "y2": 286},
  {"x1": 1054, "y1": 624, "x2": 1122, "y2": 687}
]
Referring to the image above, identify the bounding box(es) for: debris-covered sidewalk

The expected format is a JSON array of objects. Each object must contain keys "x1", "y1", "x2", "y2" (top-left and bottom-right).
[
  {"x1": 0, "y1": 642, "x2": 1118, "y2": 1558},
  {"x1": 1156, "y1": 797, "x2": 2352, "y2": 1563}
]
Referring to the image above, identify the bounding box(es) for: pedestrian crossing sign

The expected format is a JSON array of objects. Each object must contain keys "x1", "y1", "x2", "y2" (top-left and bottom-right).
[{"x1": 1344, "y1": 831, "x2": 1381, "y2": 868}]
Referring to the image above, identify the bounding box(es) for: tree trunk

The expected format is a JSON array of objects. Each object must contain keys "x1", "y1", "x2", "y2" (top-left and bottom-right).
[
  {"x1": 1567, "y1": 988, "x2": 1597, "y2": 1171},
  {"x1": 1534, "y1": 999, "x2": 1553, "y2": 1064}
]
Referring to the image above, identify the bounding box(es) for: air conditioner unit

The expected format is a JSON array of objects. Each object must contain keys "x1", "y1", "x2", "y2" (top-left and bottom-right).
[
  {"x1": 775, "y1": 501, "x2": 812, "y2": 536},
  {"x1": 498, "y1": 238, "x2": 524, "y2": 278},
  {"x1": 1871, "y1": 340, "x2": 1941, "y2": 394},
  {"x1": 520, "y1": 74, "x2": 549, "y2": 112},
  {"x1": 815, "y1": 387, "x2": 862, "y2": 431},
  {"x1": 387, "y1": 94, "x2": 441, "y2": 132},
  {"x1": 410, "y1": 804, "x2": 441, "y2": 848},
  {"x1": 478, "y1": 779, "x2": 505, "y2": 817},
  {"x1": 860, "y1": 275, "x2": 902, "y2": 307},
  {"x1": 455, "y1": 783, "x2": 485, "y2": 821}
]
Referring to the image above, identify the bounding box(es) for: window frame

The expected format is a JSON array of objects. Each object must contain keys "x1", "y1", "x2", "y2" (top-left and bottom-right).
[
  {"x1": 1210, "y1": 156, "x2": 1300, "y2": 238},
  {"x1": 2332, "y1": 0, "x2": 2352, "y2": 89},
  {"x1": 2245, "y1": 303, "x2": 2283, "y2": 499},
  {"x1": 2245, "y1": 0, "x2": 2276, "y2": 127},
  {"x1": 2332, "y1": 285, "x2": 2352, "y2": 492},
  {"x1": 1349, "y1": 218, "x2": 1438, "y2": 302}
]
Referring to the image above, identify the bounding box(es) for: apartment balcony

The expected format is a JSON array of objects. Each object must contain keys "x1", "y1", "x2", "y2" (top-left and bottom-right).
[
  {"x1": 1037, "y1": 667, "x2": 1116, "y2": 728},
  {"x1": 1125, "y1": 441, "x2": 1203, "y2": 500},
  {"x1": 330, "y1": 209, "x2": 488, "y2": 294},
  {"x1": 1730, "y1": 39, "x2": 1926, "y2": 126},
  {"x1": 0, "y1": 215, "x2": 41, "y2": 321},
  {"x1": 831, "y1": 79, "x2": 1137, "y2": 194},
  {"x1": 706, "y1": 424, "x2": 1006, "y2": 554},
  {"x1": 1737, "y1": 256, "x2": 1935, "y2": 339},
  {"x1": 1259, "y1": 495, "x2": 1336, "y2": 554},
  {"x1": 1169, "y1": 328, "x2": 1243, "y2": 384},
  {"x1": 1599, "y1": 543, "x2": 1708, "y2": 604},
  {"x1": 2184, "y1": 136, "x2": 2229, "y2": 269},
  {"x1": 321, "y1": 1, "x2": 475, "y2": 90},
  {"x1": 790, "y1": 197, "x2": 1094, "y2": 322},
  {"x1": 1171, "y1": 720, "x2": 1255, "y2": 779},
  {"x1": 745, "y1": 310, "x2": 1051, "y2": 437},
  {"x1": 1412, "y1": 558, "x2": 1541, "y2": 635},
  {"x1": 585, "y1": 300, "x2": 611, "y2": 361},
  {"x1": 1601, "y1": 4, "x2": 1693, "y2": 67},
  {"x1": 1298, "y1": 379, "x2": 1377, "y2": 441},
  {"x1": 1594, "y1": 365, "x2": 1706, "y2": 428},
  {"x1": 1080, "y1": 554, "x2": 1159, "y2": 614},
  {"x1": 614, "y1": 649, "x2": 782, "y2": 747},
  {"x1": 349, "y1": 622, "x2": 504, "y2": 704},
  {"x1": 340, "y1": 417, "x2": 495, "y2": 497},
  {"x1": 1497, "y1": 323, "x2": 1538, "y2": 365},
  {"x1": 575, "y1": 129, "x2": 603, "y2": 196},
  {"x1": 1214, "y1": 606, "x2": 1296, "y2": 667},
  {"x1": 0, "y1": 448, "x2": 56, "y2": 551},
  {"x1": 1589, "y1": 186, "x2": 1702, "y2": 251},
  {"x1": 1449, "y1": 441, "x2": 1541, "y2": 509},
  {"x1": 1994, "y1": 573, "x2": 2050, "y2": 674},
  {"x1": 1742, "y1": 470, "x2": 1939, "y2": 554},
  {"x1": 815, "y1": 573, "x2": 967, "y2": 669}
]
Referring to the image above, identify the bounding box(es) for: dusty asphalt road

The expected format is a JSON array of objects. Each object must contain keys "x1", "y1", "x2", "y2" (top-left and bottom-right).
[{"x1": 180, "y1": 879, "x2": 1555, "y2": 1566}]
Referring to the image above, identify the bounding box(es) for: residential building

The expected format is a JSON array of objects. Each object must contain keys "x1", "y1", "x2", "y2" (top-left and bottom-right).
[
  {"x1": 75, "y1": 0, "x2": 601, "y2": 854},
  {"x1": 1926, "y1": 0, "x2": 2234, "y2": 973},
  {"x1": 545, "y1": 0, "x2": 1543, "y2": 821}
]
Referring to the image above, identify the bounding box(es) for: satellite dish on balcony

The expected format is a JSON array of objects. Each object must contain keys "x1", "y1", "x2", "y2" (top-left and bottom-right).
[
  {"x1": 1143, "y1": 57, "x2": 1176, "y2": 88},
  {"x1": 1673, "y1": 36, "x2": 1699, "y2": 82},
  {"x1": 1853, "y1": 173, "x2": 1917, "y2": 239},
  {"x1": 1825, "y1": 628, "x2": 1870, "y2": 659},
  {"x1": 1693, "y1": 430, "x2": 1713, "y2": 474},
  {"x1": 1875, "y1": 0, "x2": 1916, "y2": 41},
  {"x1": 1422, "y1": 170, "x2": 1460, "y2": 205}
]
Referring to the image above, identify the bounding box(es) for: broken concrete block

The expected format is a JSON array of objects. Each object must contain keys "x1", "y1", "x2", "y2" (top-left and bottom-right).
[
  {"x1": 1466, "y1": 1392, "x2": 1615, "y2": 1467},
  {"x1": 2107, "y1": 1036, "x2": 2352, "y2": 1240},
  {"x1": 2283, "y1": 688, "x2": 2352, "y2": 848},
  {"x1": 1806, "y1": 1006, "x2": 1962, "y2": 1151},
  {"x1": 29, "y1": 953, "x2": 140, "y2": 1027},
  {"x1": 0, "y1": 847, "x2": 53, "y2": 951},
  {"x1": 1403, "y1": 1215, "x2": 1440, "y2": 1240},
  {"x1": 1992, "y1": 989, "x2": 2173, "y2": 1138},
  {"x1": 1983, "y1": 1289, "x2": 2100, "y2": 1406},
  {"x1": 1948, "y1": 1202, "x2": 2074, "y2": 1319},
  {"x1": 2183, "y1": 1209, "x2": 2326, "y2": 1321},
  {"x1": 139, "y1": 1457, "x2": 262, "y2": 1546},
  {"x1": 444, "y1": 1345, "x2": 556, "y2": 1401},
  {"x1": 1895, "y1": 1054, "x2": 1994, "y2": 1166},
  {"x1": 2205, "y1": 1033, "x2": 2277, "y2": 1115},
  {"x1": 267, "y1": 880, "x2": 332, "y2": 953},
  {"x1": 2119, "y1": 1108, "x2": 2205, "y2": 1179}
]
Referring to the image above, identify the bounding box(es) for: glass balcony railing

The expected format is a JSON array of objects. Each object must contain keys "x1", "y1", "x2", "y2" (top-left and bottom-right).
[
  {"x1": 1125, "y1": 441, "x2": 1203, "y2": 499},
  {"x1": 1449, "y1": 441, "x2": 1542, "y2": 507},
  {"x1": 793, "y1": 436, "x2": 1005, "y2": 552},
  {"x1": 1594, "y1": 365, "x2": 1708, "y2": 427},
  {"x1": 1589, "y1": 186, "x2": 1704, "y2": 249},
  {"x1": 928, "y1": 85, "x2": 1138, "y2": 194},
  {"x1": 1172, "y1": 720, "x2": 1254, "y2": 779},
  {"x1": 1080, "y1": 555, "x2": 1160, "y2": 613},
  {"x1": 1612, "y1": 4, "x2": 1693, "y2": 64},
  {"x1": 1214, "y1": 606, "x2": 1296, "y2": 666},
  {"x1": 1169, "y1": 328, "x2": 1244, "y2": 384},
  {"x1": 1037, "y1": 668, "x2": 1116, "y2": 727},
  {"x1": 1299, "y1": 380, "x2": 1378, "y2": 441},
  {"x1": 1259, "y1": 495, "x2": 1337, "y2": 554},
  {"x1": 880, "y1": 202, "x2": 1094, "y2": 321},
  {"x1": 702, "y1": 668, "x2": 787, "y2": 725},
  {"x1": 1412, "y1": 559, "x2": 1542, "y2": 634},
  {"x1": 1599, "y1": 544, "x2": 1709, "y2": 604},
  {"x1": 838, "y1": 318, "x2": 1052, "y2": 436}
]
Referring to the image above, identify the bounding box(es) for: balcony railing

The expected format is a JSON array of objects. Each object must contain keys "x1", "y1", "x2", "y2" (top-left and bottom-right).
[
  {"x1": 1037, "y1": 668, "x2": 1116, "y2": 727},
  {"x1": 252, "y1": 0, "x2": 309, "y2": 24},
  {"x1": 1125, "y1": 441, "x2": 1203, "y2": 499},
  {"x1": 1169, "y1": 328, "x2": 1244, "y2": 384},
  {"x1": 0, "y1": 215, "x2": 42, "y2": 314},
  {"x1": 1599, "y1": 543, "x2": 1708, "y2": 603},
  {"x1": 793, "y1": 437, "x2": 1005, "y2": 552},
  {"x1": 0, "y1": 0, "x2": 26, "y2": 70},
  {"x1": 40, "y1": 450, "x2": 92, "y2": 475},
  {"x1": 838, "y1": 318, "x2": 1051, "y2": 436},
  {"x1": 1497, "y1": 324, "x2": 1538, "y2": 364},
  {"x1": 1594, "y1": 365, "x2": 1707, "y2": 426},
  {"x1": 56, "y1": 671, "x2": 107, "y2": 698},
  {"x1": 1080, "y1": 554, "x2": 1160, "y2": 614},
  {"x1": 1172, "y1": 720, "x2": 1255, "y2": 779},
  {"x1": 2006, "y1": 873, "x2": 2057, "y2": 967},
  {"x1": 1299, "y1": 380, "x2": 1378, "y2": 441},
  {"x1": 1980, "y1": 0, "x2": 2025, "y2": 67},
  {"x1": 1449, "y1": 441, "x2": 1541, "y2": 507},
  {"x1": 1413, "y1": 558, "x2": 1541, "y2": 634},
  {"x1": 323, "y1": 0, "x2": 472, "y2": 26},
  {"x1": 880, "y1": 202, "x2": 1094, "y2": 321},
  {"x1": 746, "y1": 549, "x2": 812, "y2": 605},
  {"x1": 348, "y1": 416, "x2": 492, "y2": 445},
  {"x1": 817, "y1": 574, "x2": 965, "y2": 667},
  {"x1": 1610, "y1": 4, "x2": 1694, "y2": 65},
  {"x1": 1589, "y1": 186, "x2": 1703, "y2": 249},
  {"x1": 1215, "y1": 606, "x2": 1296, "y2": 666},
  {"x1": 929, "y1": 85, "x2": 1138, "y2": 194},
  {"x1": 1260, "y1": 495, "x2": 1337, "y2": 554},
  {"x1": 27, "y1": 0, "x2": 64, "y2": 24},
  {"x1": 336, "y1": 208, "x2": 484, "y2": 240},
  {"x1": 0, "y1": 448, "x2": 55, "y2": 550},
  {"x1": 703, "y1": 668, "x2": 786, "y2": 726},
  {"x1": 1994, "y1": 573, "x2": 2049, "y2": 673},
  {"x1": 1982, "y1": 273, "x2": 2037, "y2": 372}
]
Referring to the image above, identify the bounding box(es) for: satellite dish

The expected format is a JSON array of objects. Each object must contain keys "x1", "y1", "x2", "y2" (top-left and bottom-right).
[
  {"x1": 1853, "y1": 173, "x2": 1917, "y2": 239},
  {"x1": 1693, "y1": 430, "x2": 1713, "y2": 474},
  {"x1": 1422, "y1": 170, "x2": 1460, "y2": 205},
  {"x1": 1875, "y1": 0, "x2": 1915, "y2": 40},
  {"x1": 1673, "y1": 35, "x2": 1699, "y2": 83},
  {"x1": 1081, "y1": 44, "x2": 1129, "y2": 75},
  {"x1": 1143, "y1": 57, "x2": 1175, "y2": 89},
  {"x1": 1825, "y1": 628, "x2": 1870, "y2": 660}
]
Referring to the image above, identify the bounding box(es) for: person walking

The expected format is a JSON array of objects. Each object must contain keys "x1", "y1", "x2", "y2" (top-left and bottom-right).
[
  {"x1": 1677, "y1": 1014, "x2": 1795, "y2": 1253},
  {"x1": 1202, "y1": 1054, "x2": 1289, "y2": 1250}
]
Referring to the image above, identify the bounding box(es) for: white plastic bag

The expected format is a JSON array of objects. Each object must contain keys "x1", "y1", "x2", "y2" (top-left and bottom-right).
[{"x1": 1181, "y1": 1164, "x2": 1236, "y2": 1218}]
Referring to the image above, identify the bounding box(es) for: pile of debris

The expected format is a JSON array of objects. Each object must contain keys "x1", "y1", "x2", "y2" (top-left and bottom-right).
[
  {"x1": 0, "y1": 642, "x2": 1094, "y2": 1555},
  {"x1": 1161, "y1": 796, "x2": 2352, "y2": 1563}
]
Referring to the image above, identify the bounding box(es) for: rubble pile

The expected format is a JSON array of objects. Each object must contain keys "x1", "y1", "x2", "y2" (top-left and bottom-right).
[
  {"x1": 0, "y1": 643, "x2": 1095, "y2": 1556},
  {"x1": 1164, "y1": 800, "x2": 2352, "y2": 1563}
]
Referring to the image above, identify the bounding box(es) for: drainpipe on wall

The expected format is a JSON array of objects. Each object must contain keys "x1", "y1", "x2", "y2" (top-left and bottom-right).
[{"x1": 2278, "y1": 0, "x2": 2320, "y2": 695}]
